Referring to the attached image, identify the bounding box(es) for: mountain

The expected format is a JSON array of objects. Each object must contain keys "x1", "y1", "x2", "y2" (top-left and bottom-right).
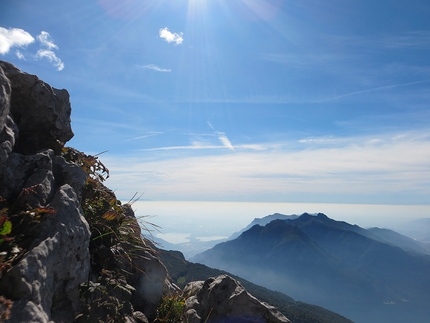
[
  {"x1": 158, "y1": 248, "x2": 354, "y2": 323},
  {"x1": 366, "y1": 227, "x2": 430, "y2": 255},
  {"x1": 191, "y1": 213, "x2": 430, "y2": 323},
  {"x1": 228, "y1": 213, "x2": 299, "y2": 240}
]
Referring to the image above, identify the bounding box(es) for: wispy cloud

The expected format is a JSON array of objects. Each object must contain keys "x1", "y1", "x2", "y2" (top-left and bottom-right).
[
  {"x1": 35, "y1": 31, "x2": 64, "y2": 71},
  {"x1": 159, "y1": 27, "x2": 183, "y2": 45},
  {"x1": 103, "y1": 131, "x2": 430, "y2": 203},
  {"x1": 125, "y1": 132, "x2": 163, "y2": 141},
  {"x1": 139, "y1": 64, "x2": 171, "y2": 72},
  {"x1": 0, "y1": 27, "x2": 34, "y2": 54},
  {"x1": 207, "y1": 121, "x2": 235, "y2": 151},
  {"x1": 15, "y1": 50, "x2": 25, "y2": 60},
  {"x1": 37, "y1": 31, "x2": 58, "y2": 50},
  {"x1": 321, "y1": 78, "x2": 430, "y2": 101}
]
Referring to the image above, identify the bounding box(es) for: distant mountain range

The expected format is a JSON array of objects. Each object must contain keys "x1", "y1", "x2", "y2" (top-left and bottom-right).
[{"x1": 191, "y1": 213, "x2": 430, "y2": 323}]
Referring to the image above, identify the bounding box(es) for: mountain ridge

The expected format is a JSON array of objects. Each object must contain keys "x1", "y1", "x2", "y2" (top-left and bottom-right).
[{"x1": 191, "y1": 213, "x2": 430, "y2": 323}]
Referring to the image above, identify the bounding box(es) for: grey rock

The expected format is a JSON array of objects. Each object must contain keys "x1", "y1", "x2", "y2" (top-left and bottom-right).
[
  {"x1": 0, "y1": 61, "x2": 167, "y2": 323},
  {"x1": 0, "y1": 60, "x2": 73, "y2": 155},
  {"x1": 0, "y1": 62, "x2": 11, "y2": 134},
  {"x1": 183, "y1": 275, "x2": 291, "y2": 323},
  {"x1": 1, "y1": 185, "x2": 91, "y2": 323},
  {"x1": 0, "y1": 63, "x2": 15, "y2": 164},
  {"x1": 6, "y1": 300, "x2": 49, "y2": 323}
]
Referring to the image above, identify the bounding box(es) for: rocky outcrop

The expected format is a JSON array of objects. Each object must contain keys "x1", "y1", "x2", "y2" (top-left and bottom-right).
[
  {"x1": 0, "y1": 61, "x2": 73, "y2": 156},
  {"x1": 0, "y1": 61, "x2": 167, "y2": 323},
  {"x1": 0, "y1": 61, "x2": 91, "y2": 323},
  {"x1": 183, "y1": 275, "x2": 291, "y2": 323}
]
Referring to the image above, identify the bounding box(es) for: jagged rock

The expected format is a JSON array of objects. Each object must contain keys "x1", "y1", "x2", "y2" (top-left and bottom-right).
[
  {"x1": 0, "y1": 62, "x2": 91, "y2": 322},
  {"x1": 0, "y1": 65, "x2": 15, "y2": 164},
  {"x1": 0, "y1": 185, "x2": 91, "y2": 323},
  {"x1": 183, "y1": 275, "x2": 291, "y2": 323},
  {"x1": 0, "y1": 61, "x2": 73, "y2": 155}
]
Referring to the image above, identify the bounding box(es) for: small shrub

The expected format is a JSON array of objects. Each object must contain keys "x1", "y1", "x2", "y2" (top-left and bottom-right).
[{"x1": 154, "y1": 294, "x2": 186, "y2": 323}]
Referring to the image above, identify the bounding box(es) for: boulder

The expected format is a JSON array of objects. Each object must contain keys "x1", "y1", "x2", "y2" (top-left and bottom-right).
[{"x1": 183, "y1": 275, "x2": 291, "y2": 323}]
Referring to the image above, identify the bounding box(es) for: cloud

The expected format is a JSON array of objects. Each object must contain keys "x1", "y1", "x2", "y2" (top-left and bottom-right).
[
  {"x1": 217, "y1": 132, "x2": 235, "y2": 151},
  {"x1": 159, "y1": 27, "x2": 183, "y2": 45},
  {"x1": 206, "y1": 121, "x2": 235, "y2": 151},
  {"x1": 125, "y1": 132, "x2": 163, "y2": 141},
  {"x1": 0, "y1": 27, "x2": 34, "y2": 54},
  {"x1": 35, "y1": 31, "x2": 64, "y2": 71},
  {"x1": 35, "y1": 49, "x2": 64, "y2": 71},
  {"x1": 102, "y1": 131, "x2": 430, "y2": 204},
  {"x1": 37, "y1": 31, "x2": 58, "y2": 50},
  {"x1": 139, "y1": 64, "x2": 171, "y2": 72},
  {"x1": 321, "y1": 79, "x2": 430, "y2": 102},
  {"x1": 15, "y1": 50, "x2": 25, "y2": 60},
  {"x1": 0, "y1": 28, "x2": 64, "y2": 70}
]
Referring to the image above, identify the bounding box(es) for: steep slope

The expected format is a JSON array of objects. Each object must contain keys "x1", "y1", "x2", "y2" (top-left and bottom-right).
[
  {"x1": 366, "y1": 227, "x2": 430, "y2": 254},
  {"x1": 192, "y1": 213, "x2": 430, "y2": 323}
]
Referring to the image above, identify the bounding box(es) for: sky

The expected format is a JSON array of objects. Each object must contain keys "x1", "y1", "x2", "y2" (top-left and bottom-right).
[{"x1": 1, "y1": 0, "x2": 430, "y2": 228}]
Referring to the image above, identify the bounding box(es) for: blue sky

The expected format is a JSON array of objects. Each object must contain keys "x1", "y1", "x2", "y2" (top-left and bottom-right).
[{"x1": 1, "y1": 0, "x2": 430, "y2": 206}]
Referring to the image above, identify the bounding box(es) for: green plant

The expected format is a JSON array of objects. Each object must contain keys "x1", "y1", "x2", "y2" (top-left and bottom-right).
[
  {"x1": 154, "y1": 294, "x2": 186, "y2": 323},
  {"x1": 0, "y1": 208, "x2": 12, "y2": 245}
]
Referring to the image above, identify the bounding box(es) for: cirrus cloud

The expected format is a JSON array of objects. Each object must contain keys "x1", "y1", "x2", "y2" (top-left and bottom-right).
[
  {"x1": 139, "y1": 64, "x2": 171, "y2": 72},
  {"x1": 34, "y1": 31, "x2": 64, "y2": 71}
]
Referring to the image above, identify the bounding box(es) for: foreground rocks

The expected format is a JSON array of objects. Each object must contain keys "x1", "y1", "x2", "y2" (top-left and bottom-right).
[
  {"x1": 183, "y1": 275, "x2": 291, "y2": 323},
  {"x1": 0, "y1": 61, "x2": 167, "y2": 323}
]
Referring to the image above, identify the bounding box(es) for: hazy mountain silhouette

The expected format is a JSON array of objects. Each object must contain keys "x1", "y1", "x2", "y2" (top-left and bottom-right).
[
  {"x1": 228, "y1": 213, "x2": 299, "y2": 240},
  {"x1": 191, "y1": 213, "x2": 430, "y2": 323}
]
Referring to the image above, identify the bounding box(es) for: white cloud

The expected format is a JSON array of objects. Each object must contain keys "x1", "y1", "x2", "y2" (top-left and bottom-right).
[
  {"x1": 35, "y1": 49, "x2": 64, "y2": 71},
  {"x1": 35, "y1": 31, "x2": 64, "y2": 71},
  {"x1": 217, "y1": 132, "x2": 235, "y2": 151},
  {"x1": 205, "y1": 121, "x2": 235, "y2": 151},
  {"x1": 159, "y1": 27, "x2": 183, "y2": 45},
  {"x1": 37, "y1": 31, "x2": 58, "y2": 50},
  {"x1": 139, "y1": 64, "x2": 171, "y2": 72},
  {"x1": 0, "y1": 27, "x2": 34, "y2": 54}
]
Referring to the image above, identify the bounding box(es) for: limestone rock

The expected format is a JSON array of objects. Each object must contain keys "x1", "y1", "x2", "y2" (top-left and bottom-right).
[
  {"x1": 183, "y1": 275, "x2": 291, "y2": 323},
  {"x1": 0, "y1": 61, "x2": 91, "y2": 322},
  {"x1": 0, "y1": 65, "x2": 15, "y2": 164},
  {"x1": 0, "y1": 60, "x2": 73, "y2": 155},
  {"x1": 0, "y1": 185, "x2": 91, "y2": 323}
]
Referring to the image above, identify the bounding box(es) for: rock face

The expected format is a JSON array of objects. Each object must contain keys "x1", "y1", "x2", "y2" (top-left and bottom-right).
[
  {"x1": 0, "y1": 61, "x2": 167, "y2": 323},
  {"x1": 0, "y1": 61, "x2": 73, "y2": 156},
  {"x1": 183, "y1": 275, "x2": 291, "y2": 323},
  {"x1": 0, "y1": 61, "x2": 91, "y2": 323}
]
